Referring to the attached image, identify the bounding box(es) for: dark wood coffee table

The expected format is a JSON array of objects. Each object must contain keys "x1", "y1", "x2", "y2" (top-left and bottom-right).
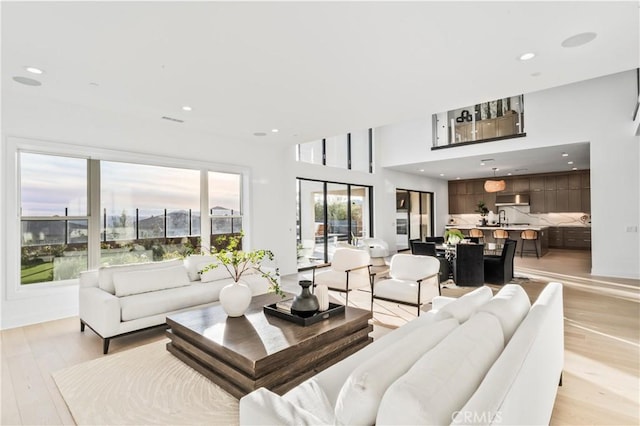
[{"x1": 166, "y1": 292, "x2": 373, "y2": 398}]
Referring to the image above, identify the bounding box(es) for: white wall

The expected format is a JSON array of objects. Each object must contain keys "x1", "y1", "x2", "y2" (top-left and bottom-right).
[
  {"x1": 1, "y1": 93, "x2": 448, "y2": 328},
  {"x1": 377, "y1": 70, "x2": 640, "y2": 279}
]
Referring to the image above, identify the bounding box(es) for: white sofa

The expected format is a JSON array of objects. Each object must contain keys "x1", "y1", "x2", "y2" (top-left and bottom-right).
[
  {"x1": 79, "y1": 255, "x2": 271, "y2": 354},
  {"x1": 240, "y1": 282, "x2": 564, "y2": 425}
]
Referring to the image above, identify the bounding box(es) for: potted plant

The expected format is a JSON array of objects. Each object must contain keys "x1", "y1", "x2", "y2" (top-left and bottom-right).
[
  {"x1": 475, "y1": 201, "x2": 490, "y2": 226},
  {"x1": 201, "y1": 232, "x2": 283, "y2": 316},
  {"x1": 444, "y1": 228, "x2": 465, "y2": 245}
]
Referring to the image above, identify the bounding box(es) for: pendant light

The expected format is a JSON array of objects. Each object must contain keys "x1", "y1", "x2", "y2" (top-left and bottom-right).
[{"x1": 484, "y1": 168, "x2": 506, "y2": 192}]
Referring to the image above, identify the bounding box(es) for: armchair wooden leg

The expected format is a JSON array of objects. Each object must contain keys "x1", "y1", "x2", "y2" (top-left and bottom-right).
[
  {"x1": 80, "y1": 320, "x2": 85, "y2": 332},
  {"x1": 103, "y1": 338, "x2": 111, "y2": 355}
]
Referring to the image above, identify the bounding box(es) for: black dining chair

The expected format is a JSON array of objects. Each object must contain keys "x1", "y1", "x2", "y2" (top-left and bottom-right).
[
  {"x1": 411, "y1": 241, "x2": 437, "y2": 256},
  {"x1": 484, "y1": 239, "x2": 517, "y2": 284},
  {"x1": 453, "y1": 243, "x2": 485, "y2": 287}
]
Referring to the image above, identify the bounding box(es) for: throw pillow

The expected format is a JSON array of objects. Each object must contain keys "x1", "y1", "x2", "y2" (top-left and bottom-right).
[
  {"x1": 112, "y1": 264, "x2": 190, "y2": 297},
  {"x1": 334, "y1": 318, "x2": 459, "y2": 426},
  {"x1": 98, "y1": 258, "x2": 183, "y2": 294},
  {"x1": 434, "y1": 285, "x2": 493, "y2": 323},
  {"x1": 376, "y1": 312, "x2": 504, "y2": 426}
]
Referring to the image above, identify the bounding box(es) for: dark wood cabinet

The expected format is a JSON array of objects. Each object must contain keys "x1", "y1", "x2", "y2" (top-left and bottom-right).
[
  {"x1": 530, "y1": 190, "x2": 545, "y2": 213},
  {"x1": 549, "y1": 227, "x2": 564, "y2": 248},
  {"x1": 447, "y1": 170, "x2": 590, "y2": 215},
  {"x1": 549, "y1": 227, "x2": 591, "y2": 249},
  {"x1": 564, "y1": 228, "x2": 591, "y2": 249},
  {"x1": 513, "y1": 178, "x2": 529, "y2": 193},
  {"x1": 530, "y1": 176, "x2": 545, "y2": 191}
]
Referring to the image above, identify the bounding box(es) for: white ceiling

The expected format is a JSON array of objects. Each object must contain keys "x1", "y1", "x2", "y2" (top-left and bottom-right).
[{"x1": 2, "y1": 1, "x2": 638, "y2": 178}]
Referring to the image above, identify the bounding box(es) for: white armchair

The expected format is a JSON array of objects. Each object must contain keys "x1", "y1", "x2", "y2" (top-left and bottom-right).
[
  {"x1": 361, "y1": 238, "x2": 390, "y2": 266},
  {"x1": 312, "y1": 248, "x2": 372, "y2": 306},
  {"x1": 372, "y1": 254, "x2": 441, "y2": 316}
]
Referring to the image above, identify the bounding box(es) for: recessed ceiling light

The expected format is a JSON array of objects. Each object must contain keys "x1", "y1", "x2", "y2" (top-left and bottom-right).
[
  {"x1": 572, "y1": 167, "x2": 578, "y2": 170},
  {"x1": 253, "y1": 132, "x2": 267, "y2": 137},
  {"x1": 507, "y1": 173, "x2": 512, "y2": 176},
  {"x1": 456, "y1": 177, "x2": 461, "y2": 180},
  {"x1": 89, "y1": 82, "x2": 99, "y2": 87},
  {"x1": 439, "y1": 173, "x2": 445, "y2": 177},
  {"x1": 568, "y1": 161, "x2": 574, "y2": 165},
  {"x1": 25, "y1": 66, "x2": 43, "y2": 74},
  {"x1": 561, "y1": 32, "x2": 597, "y2": 48},
  {"x1": 562, "y1": 152, "x2": 569, "y2": 157},
  {"x1": 518, "y1": 52, "x2": 536, "y2": 61},
  {"x1": 271, "y1": 128, "x2": 279, "y2": 133},
  {"x1": 480, "y1": 162, "x2": 486, "y2": 166},
  {"x1": 495, "y1": 168, "x2": 500, "y2": 171},
  {"x1": 182, "y1": 106, "x2": 192, "y2": 111},
  {"x1": 418, "y1": 169, "x2": 425, "y2": 172},
  {"x1": 12, "y1": 76, "x2": 41, "y2": 86}
]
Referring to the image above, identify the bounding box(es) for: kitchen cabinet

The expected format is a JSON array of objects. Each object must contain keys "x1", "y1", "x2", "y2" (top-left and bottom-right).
[
  {"x1": 447, "y1": 170, "x2": 590, "y2": 215},
  {"x1": 548, "y1": 227, "x2": 563, "y2": 248},
  {"x1": 556, "y1": 175, "x2": 569, "y2": 190},
  {"x1": 530, "y1": 176, "x2": 545, "y2": 191},
  {"x1": 530, "y1": 190, "x2": 545, "y2": 213},
  {"x1": 513, "y1": 178, "x2": 529, "y2": 193},
  {"x1": 548, "y1": 227, "x2": 591, "y2": 249},
  {"x1": 564, "y1": 228, "x2": 591, "y2": 249}
]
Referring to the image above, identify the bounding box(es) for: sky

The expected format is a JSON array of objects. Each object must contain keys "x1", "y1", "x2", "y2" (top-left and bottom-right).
[{"x1": 20, "y1": 152, "x2": 241, "y2": 217}]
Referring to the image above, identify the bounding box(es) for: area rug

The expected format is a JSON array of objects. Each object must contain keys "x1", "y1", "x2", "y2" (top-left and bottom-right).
[{"x1": 52, "y1": 340, "x2": 238, "y2": 425}]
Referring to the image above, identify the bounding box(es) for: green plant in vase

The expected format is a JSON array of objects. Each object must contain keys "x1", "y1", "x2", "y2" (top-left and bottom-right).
[
  {"x1": 475, "y1": 201, "x2": 490, "y2": 225},
  {"x1": 444, "y1": 229, "x2": 465, "y2": 245}
]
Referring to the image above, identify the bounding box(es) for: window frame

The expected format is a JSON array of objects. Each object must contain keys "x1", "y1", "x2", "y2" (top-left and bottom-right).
[{"x1": 4, "y1": 136, "x2": 251, "y2": 299}]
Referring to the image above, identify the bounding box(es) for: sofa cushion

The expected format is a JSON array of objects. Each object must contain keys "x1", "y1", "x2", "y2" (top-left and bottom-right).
[
  {"x1": 184, "y1": 255, "x2": 218, "y2": 281},
  {"x1": 477, "y1": 284, "x2": 531, "y2": 344},
  {"x1": 112, "y1": 265, "x2": 191, "y2": 297},
  {"x1": 334, "y1": 318, "x2": 458, "y2": 426},
  {"x1": 434, "y1": 285, "x2": 493, "y2": 323},
  {"x1": 283, "y1": 378, "x2": 335, "y2": 425},
  {"x1": 376, "y1": 311, "x2": 504, "y2": 426},
  {"x1": 119, "y1": 281, "x2": 226, "y2": 321},
  {"x1": 98, "y1": 259, "x2": 183, "y2": 294}
]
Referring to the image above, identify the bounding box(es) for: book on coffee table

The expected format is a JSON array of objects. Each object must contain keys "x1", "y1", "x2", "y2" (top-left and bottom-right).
[{"x1": 275, "y1": 298, "x2": 294, "y2": 313}]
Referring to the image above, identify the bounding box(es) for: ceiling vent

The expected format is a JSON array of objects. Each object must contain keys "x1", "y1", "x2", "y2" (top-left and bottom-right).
[{"x1": 161, "y1": 116, "x2": 184, "y2": 123}]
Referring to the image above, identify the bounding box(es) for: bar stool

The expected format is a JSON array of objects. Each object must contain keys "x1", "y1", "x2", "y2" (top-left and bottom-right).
[
  {"x1": 469, "y1": 228, "x2": 484, "y2": 244},
  {"x1": 493, "y1": 229, "x2": 509, "y2": 251},
  {"x1": 520, "y1": 229, "x2": 539, "y2": 258}
]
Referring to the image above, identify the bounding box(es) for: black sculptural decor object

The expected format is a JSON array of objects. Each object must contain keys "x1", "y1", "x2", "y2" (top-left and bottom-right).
[{"x1": 291, "y1": 280, "x2": 319, "y2": 318}]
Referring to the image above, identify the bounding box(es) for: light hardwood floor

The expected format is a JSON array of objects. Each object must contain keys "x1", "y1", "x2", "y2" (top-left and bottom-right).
[{"x1": 1, "y1": 249, "x2": 638, "y2": 425}]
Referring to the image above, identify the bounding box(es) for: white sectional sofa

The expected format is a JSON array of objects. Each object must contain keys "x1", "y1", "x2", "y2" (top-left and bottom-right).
[
  {"x1": 79, "y1": 255, "x2": 271, "y2": 354},
  {"x1": 240, "y1": 282, "x2": 564, "y2": 425}
]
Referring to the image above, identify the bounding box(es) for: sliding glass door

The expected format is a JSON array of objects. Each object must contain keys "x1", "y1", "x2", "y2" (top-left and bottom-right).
[{"x1": 297, "y1": 179, "x2": 372, "y2": 269}]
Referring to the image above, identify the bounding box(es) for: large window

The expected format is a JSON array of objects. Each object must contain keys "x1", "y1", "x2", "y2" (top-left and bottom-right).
[
  {"x1": 20, "y1": 153, "x2": 89, "y2": 284},
  {"x1": 209, "y1": 171, "x2": 242, "y2": 249},
  {"x1": 100, "y1": 161, "x2": 201, "y2": 266},
  {"x1": 18, "y1": 150, "x2": 244, "y2": 285}
]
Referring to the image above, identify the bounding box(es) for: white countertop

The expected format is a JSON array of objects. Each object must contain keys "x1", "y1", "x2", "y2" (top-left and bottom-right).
[{"x1": 446, "y1": 225, "x2": 549, "y2": 231}]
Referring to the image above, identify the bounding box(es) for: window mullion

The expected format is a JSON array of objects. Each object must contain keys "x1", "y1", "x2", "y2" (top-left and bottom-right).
[
  {"x1": 200, "y1": 170, "x2": 211, "y2": 254},
  {"x1": 88, "y1": 159, "x2": 101, "y2": 270}
]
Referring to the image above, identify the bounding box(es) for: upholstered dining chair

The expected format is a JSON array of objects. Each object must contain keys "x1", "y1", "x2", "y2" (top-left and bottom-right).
[
  {"x1": 312, "y1": 248, "x2": 372, "y2": 306},
  {"x1": 411, "y1": 241, "x2": 437, "y2": 256},
  {"x1": 453, "y1": 243, "x2": 485, "y2": 287},
  {"x1": 484, "y1": 239, "x2": 517, "y2": 284},
  {"x1": 371, "y1": 254, "x2": 441, "y2": 316}
]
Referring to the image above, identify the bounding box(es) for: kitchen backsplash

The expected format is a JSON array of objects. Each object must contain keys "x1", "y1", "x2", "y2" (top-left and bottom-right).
[{"x1": 449, "y1": 206, "x2": 591, "y2": 227}]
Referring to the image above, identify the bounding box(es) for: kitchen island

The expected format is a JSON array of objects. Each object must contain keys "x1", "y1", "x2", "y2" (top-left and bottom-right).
[{"x1": 445, "y1": 225, "x2": 549, "y2": 257}]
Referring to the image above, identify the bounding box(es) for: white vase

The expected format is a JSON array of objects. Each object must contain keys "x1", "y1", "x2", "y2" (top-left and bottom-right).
[{"x1": 219, "y1": 282, "x2": 252, "y2": 317}]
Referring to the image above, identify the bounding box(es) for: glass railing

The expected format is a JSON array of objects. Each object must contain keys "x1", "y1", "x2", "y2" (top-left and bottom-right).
[{"x1": 432, "y1": 95, "x2": 525, "y2": 148}]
